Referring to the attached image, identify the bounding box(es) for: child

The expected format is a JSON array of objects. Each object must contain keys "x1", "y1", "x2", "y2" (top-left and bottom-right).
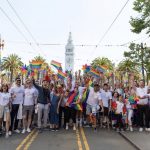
[{"x1": 115, "y1": 95, "x2": 124, "y2": 132}]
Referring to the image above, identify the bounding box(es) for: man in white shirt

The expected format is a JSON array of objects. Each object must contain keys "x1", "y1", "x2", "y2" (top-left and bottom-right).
[
  {"x1": 136, "y1": 80, "x2": 149, "y2": 132},
  {"x1": 86, "y1": 82, "x2": 102, "y2": 129},
  {"x1": 22, "y1": 79, "x2": 38, "y2": 134},
  {"x1": 9, "y1": 77, "x2": 25, "y2": 135},
  {"x1": 101, "y1": 83, "x2": 112, "y2": 127}
]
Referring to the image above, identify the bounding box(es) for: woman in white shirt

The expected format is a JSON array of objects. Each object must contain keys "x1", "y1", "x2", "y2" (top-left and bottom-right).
[{"x1": 0, "y1": 84, "x2": 11, "y2": 138}]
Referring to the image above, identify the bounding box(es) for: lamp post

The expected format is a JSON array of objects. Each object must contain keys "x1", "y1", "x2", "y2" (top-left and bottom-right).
[
  {"x1": 0, "y1": 35, "x2": 4, "y2": 71},
  {"x1": 140, "y1": 43, "x2": 146, "y2": 81}
]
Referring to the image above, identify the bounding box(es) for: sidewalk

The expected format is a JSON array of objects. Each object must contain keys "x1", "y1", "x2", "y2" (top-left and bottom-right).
[{"x1": 120, "y1": 130, "x2": 150, "y2": 150}]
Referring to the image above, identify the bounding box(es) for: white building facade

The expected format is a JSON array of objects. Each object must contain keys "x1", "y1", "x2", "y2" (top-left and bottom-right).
[{"x1": 65, "y1": 32, "x2": 74, "y2": 73}]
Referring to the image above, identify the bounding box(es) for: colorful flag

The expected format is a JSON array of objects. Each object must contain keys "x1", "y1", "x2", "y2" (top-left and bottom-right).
[
  {"x1": 30, "y1": 61, "x2": 42, "y2": 70},
  {"x1": 51, "y1": 60, "x2": 62, "y2": 70},
  {"x1": 96, "y1": 66, "x2": 106, "y2": 73},
  {"x1": 89, "y1": 68, "x2": 100, "y2": 78},
  {"x1": 57, "y1": 70, "x2": 67, "y2": 79},
  {"x1": 82, "y1": 64, "x2": 91, "y2": 73}
]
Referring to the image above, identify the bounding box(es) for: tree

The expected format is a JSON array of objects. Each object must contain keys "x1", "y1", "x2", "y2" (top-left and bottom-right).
[
  {"x1": 34, "y1": 55, "x2": 46, "y2": 63},
  {"x1": 130, "y1": 0, "x2": 150, "y2": 35},
  {"x1": 117, "y1": 58, "x2": 140, "y2": 84},
  {"x1": 91, "y1": 57, "x2": 114, "y2": 71},
  {"x1": 124, "y1": 42, "x2": 150, "y2": 82},
  {"x1": 1, "y1": 54, "x2": 23, "y2": 82}
]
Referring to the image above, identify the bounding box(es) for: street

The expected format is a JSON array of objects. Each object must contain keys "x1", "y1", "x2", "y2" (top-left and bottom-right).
[{"x1": 0, "y1": 127, "x2": 138, "y2": 150}]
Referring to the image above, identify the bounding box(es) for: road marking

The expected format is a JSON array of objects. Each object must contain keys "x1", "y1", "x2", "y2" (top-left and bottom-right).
[
  {"x1": 16, "y1": 129, "x2": 36, "y2": 150},
  {"x1": 80, "y1": 127, "x2": 90, "y2": 150},
  {"x1": 76, "y1": 128, "x2": 83, "y2": 150},
  {"x1": 23, "y1": 131, "x2": 39, "y2": 150}
]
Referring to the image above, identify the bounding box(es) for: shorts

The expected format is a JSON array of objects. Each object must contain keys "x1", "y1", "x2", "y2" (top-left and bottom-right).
[
  {"x1": 0, "y1": 105, "x2": 10, "y2": 118},
  {"x1": 103, "y1": 107, "x2": 109, "y2": 116},
  {"x1": 86, "y1": 104, "x2": 99, "y2": 115},
  {"x1": 23, "y1": 105, "x2": 34, "y2": 117}
]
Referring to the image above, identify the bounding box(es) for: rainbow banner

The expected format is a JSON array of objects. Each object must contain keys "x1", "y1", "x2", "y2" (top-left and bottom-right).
[
  {"x1": 57, "y1": 70, "x2": 67, "y2": 79},
  {"x1": 30, "y1": 61, "x2": 42, "y2": 70},
  {"x1": 96, "y1": 66, "x2": 106, "y2": 73},
  {"x1": 51, "y1": 60, "x2": 62, "y2": 70},
  {"x1": 89, "y1": 68, "x2": 100, "y2": 78}
]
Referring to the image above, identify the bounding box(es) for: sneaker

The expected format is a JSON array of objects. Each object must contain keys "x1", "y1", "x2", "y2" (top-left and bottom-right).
[
  {"x1": 147, "y1": 128, "x2": 150, "y2": 132},
  {"x1": 14, "y1": 129, "x2": 20, "y2": 133},
  {"x1": 94, "y1": 128, "x2": 97, "y2": 132},
  {"x1": 27, "y1": 128, "x2": 31, "y2": 133},
  {"x1": 55, "y1": 128, "x2": 59, "y2": 132},
  {"x1": 8, "y1": 131, "x2": 12, "y2": 136},
  {"x1": 139, "y1": 128, "x2": 143, "y2": 132},
  {"x1": 130, "y1": 127, "x2": 133, "y2": 132},
  {"x1": 116, "y1": 128, "x2": 120, "y2": 132},
  {"x1": 22, "y1": 129, "x2": 26, "y2": 134},
  {"x1": 66, "y1": 125, "x2": 69, "y2": 130},
  {"x1": 73, "y1": 126, "x2": 76, "y2": 131},
  {"x1": 51, "y1": 128, "x2": 55, "y2": 132},
  {"x1": 38, "y1": 128, "x2": 42, "y2": 133},
  {"x1": 5, "y1": 132, "x2": 9, "y2": 138}
]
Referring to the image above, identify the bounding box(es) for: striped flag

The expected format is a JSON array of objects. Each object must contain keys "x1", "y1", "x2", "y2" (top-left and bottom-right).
[
  {"x1": 51, "y1": 60, "x2": 62, "y2": 70},
  {"x1": 57, "y1": 70, "x2": 67, "y2": 79},
  {"x1": 89, "y1": 68, "x2": 100, "y2": 78}
]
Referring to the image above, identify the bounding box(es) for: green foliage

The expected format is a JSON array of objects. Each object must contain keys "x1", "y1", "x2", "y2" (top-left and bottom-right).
[
  {"x1": 130, "y1": 0, "x2": 150, "y2": 34},
  {"x1": 91, "y1": 57, "x2": 114, "y2": 71},
  {"x1": 1, "y1": 54, "x2": 23, "y2": 82}
]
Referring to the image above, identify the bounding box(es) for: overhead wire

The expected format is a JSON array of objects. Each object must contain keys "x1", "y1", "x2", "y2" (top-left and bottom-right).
[
  {"x1": 89, "y1": 0, "x2": 130, "y2": 60},
  {"x1": 6, "y1": 0, "x2": 47, "y2": 57}
]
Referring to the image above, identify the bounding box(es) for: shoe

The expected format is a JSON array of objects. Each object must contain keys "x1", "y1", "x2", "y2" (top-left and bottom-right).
[
  {"x1": 22, "y1": 129, "x2": 26, "y2": 134},
  {"x1": 5, "y1": 132, "x2": 9, "y2": 138},
  {"x1": 8, "y1": 131, "x2": 12, "y2": 136},
  {"x1": 51, "y1": 128, "x2": 55, "y2": 132},
  {"x1": 38, "y1": 128, "x2": 42, "y2": 133},
  {"x1": 66, "y1": 125, "x2": 69, "y2": 130},
  {"x1": 139, "y1": 128, "x2": 143, "y2": 132},
  {"x1": 14, "y1": 129, "x2": 20, "y2": 133},
  {"x1": 145, "y1": 128, "x2": 150, "y2": 131},
  {"x1": 130, "y1": 127, "x2": 133, "y2": 132},
  {"x1": 73, "y1": 126, "x2": 76, "y2": 131},
  {"x1": 121, "y1": 129, "x2": 124, "y2": 132},
  {"x1": 55, "y1": 128, "x2": 59, "y2": 132},
  {"x1": 116, "y1": 128, "x2": 120, "y2": 132},
  {"x1": 94, "y1": 128, "x2": 97, "y2": 132},
  {"x1": 27, "y1": 128, "x2": 31, "y2": 133}
]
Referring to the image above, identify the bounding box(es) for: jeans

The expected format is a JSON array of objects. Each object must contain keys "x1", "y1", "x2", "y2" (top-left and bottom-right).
[
  {"x1": 37, "y1": 103, "x2": 49, "y2": 128},
  {"x1": 9, "y1": 104, "x2": 20, "y2": 131}
]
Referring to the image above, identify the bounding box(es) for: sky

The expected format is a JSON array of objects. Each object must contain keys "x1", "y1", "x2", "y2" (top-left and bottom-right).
[{"x1": 0, "y1": 0, "x2": 149, "y2": 71}]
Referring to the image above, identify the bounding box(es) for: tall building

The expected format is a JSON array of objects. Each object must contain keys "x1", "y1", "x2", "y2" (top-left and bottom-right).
[{"x1": 65, "y1": 32, "x2": 74, "y2": 73}]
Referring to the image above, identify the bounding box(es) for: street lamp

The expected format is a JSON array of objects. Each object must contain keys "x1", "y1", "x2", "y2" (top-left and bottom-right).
[
  {"x1": 0, "y1": 35, "x2": 4, "y2": 71},
  {"x1": 140, "y1": 43, "x2": 146, "y2": 82}
]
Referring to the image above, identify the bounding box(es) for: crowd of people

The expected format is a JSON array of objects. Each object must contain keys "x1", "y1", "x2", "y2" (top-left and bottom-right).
[{"x1": 0, "y1": 72, "x2": 150, "y2": 138}]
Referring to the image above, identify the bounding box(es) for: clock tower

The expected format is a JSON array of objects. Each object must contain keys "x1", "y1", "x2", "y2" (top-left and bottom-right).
[{"x1": 65, "y1": 32, "x2": 74, "y2": 73}]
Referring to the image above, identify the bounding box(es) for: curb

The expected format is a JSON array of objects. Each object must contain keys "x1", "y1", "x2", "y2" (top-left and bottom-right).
[{"x1": 119, "y1": 132, "x2": 142, "y2": 150}]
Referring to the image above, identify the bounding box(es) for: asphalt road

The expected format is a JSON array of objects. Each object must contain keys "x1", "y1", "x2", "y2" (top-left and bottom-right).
[{"x1": 0, "y1": 128, "x2": 137, "y2": 150}]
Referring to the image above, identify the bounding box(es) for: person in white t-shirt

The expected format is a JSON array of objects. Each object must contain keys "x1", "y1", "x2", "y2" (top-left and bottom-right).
[
  {"x1": 9, "y1": 77, "x2": 25, "y2": 135},
  {"x1": 22, "y1": 79, "x2": 38, "y2": 134},
  {"x1": 86, "y1": 83, "x2": 102, "y2": 130},
  {"x1": 136, "y1": 80, "x2": 149, "y2": 132},
  {"x1": 100, "y1": 83, "x2": 112, "y2": 128},
  {"x1": 0, "y1": 84, "x2": 11, "y2": 138}
]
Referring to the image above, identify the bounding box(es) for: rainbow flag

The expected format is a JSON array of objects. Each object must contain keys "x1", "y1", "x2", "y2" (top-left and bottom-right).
[
  {"x1": 96, "y1": 66, "x2": 106, "y2": 73},
  {"x1": 82, "y1": 64, "x2": 91, "y2": 73},
  {"x1": 30, "y1": 61, "x2": 42, "y2": 69},
  {"x1": 89, "y1": 68, "x2": 100, "y2": 78},
  {"x1": 57, "y1": 70, "x2": 67, "y2": 79},
  {"x1": 51, "y1": 60, "x2": 62, "y2": 70}
]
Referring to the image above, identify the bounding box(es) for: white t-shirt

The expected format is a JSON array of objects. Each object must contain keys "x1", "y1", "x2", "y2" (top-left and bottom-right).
[
  {"x1": 24, "y1": 87, "x2": 37, "y2": 106},
  {"x1": 10, "y1": 85, "x2": 25, "y2": 104},
  {"x1": 136, "y1": 86, "x2": 148, "y2": 105},
  {"x1": 100, "y1": 90, "x2": 112, "y2": 108},
  {"x1": 87, "y1": 87, "x2": 101, "y2": 106},
  {"x1": 116, "y1": 101, "x2": 124, "y2": 114},
  {"x1": 0, "y1": 92, "x2": 11, "y2": 106}
]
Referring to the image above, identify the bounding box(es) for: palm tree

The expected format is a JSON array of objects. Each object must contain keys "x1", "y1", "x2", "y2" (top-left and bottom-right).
[
  {"x1": 1, "y1": 54, "x2": 23, "y2": 82},
  {"x1": 91, "y1": 57, "x2": 114, "y2": 71},
  {"x1": 34, "y1": 55, "x2": 46, "y2": 63},
  {"x1": 117, "y1": 59, "x2": 140, "y2": 84}
]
